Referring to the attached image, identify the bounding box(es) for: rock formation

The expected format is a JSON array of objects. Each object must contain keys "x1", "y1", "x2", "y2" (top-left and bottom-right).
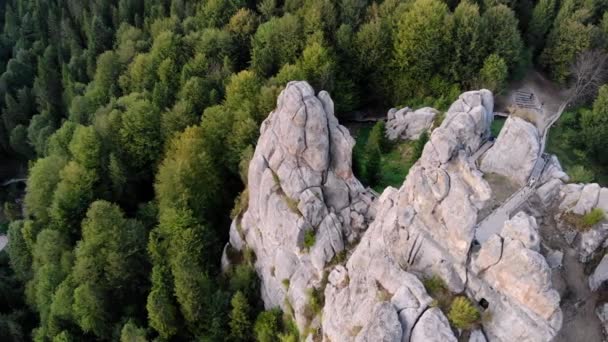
[
  {"x1": 225, "y1": 83, "x2": 564, "y2": 341},
  {"x1": 480, "y1": 116, "x2": 540, "y2": 186},
  {"x1": 225, "y1": 81, "x2": 374, "y2": 331},
  {"x1": 589, "y1": 254, "x2": 608, "y2": 291},
  {"x1": 555, "y1": 183, "x2": 608, "y2": 262},
  {"x1": 385, "y1": 106, "x2": 439, "y2": 140}
]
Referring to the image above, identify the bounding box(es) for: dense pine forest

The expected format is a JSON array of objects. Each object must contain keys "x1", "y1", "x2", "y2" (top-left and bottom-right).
[{"x1": 0, "y1": 0, "x2": 607, "y2": 341}]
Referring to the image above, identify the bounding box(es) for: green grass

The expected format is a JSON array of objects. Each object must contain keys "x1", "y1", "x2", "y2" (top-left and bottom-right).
[
  {"x1": 303, "y1": 230, "x2": 316, "y2": 250},
  {"x1": 491, "y1": 117, "x2": 505, "y2": 137},
  {"x1": 448, "y1": 296, "x2": 481, "y2": 330},
  {"x1": 546, "y1": 111, "x2": 608, "y2": 186},
  {"x1": 562, "y1": 208, "x2": 605, "y2": 231},
  {"x1": 352, "y1": 126, "x2": 416, "y2": 193}
]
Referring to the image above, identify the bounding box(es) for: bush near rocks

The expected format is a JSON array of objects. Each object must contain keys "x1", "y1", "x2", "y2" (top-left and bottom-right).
[
  {"x1": 254, "y1": 309, "x2": 282, "y2": 342},
  {"x1": 583, "y1": 208, "x2": 605, "y2": 227},
  {"x1": 568, "y1": 165, "x2": 595, "y2": 183},
  {"x1": 563, "y1": 208, "x2": 605, "y2": 231},
  {"x1": 423, "y1": 276, "x2": 454, "y2": 313},
  {"x1": 448, "y1": 296, "x2": 481, "y2": 330},
  {"x1": 303, "y1": 230, "x2": 316, "y2": 249}
]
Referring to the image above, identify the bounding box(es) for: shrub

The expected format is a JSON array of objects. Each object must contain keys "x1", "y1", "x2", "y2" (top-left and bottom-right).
[
  {"x1": 363, "y1": 140, "x2": 381, "y2": 186},
  {"x1": 254, "y1": 309, "x2": 282, "y2": 342},
  {"x1": 568, "y1": 165, "x2": 594, "y2": 183},
  {"x1": 303, "y1": 230, "x2": 316, "y2": 249},
  {"x1": 306, "y1": 288, "x2": 323, "y2": 317},
  {"x1": 230, "y1": 188, "x2": 249, "y2": 219},
  {"x1": 229, "y1": 264, "x2": 259, "y2": 299},
  {"x1": 448, "y1": 296, "x2": 480, "y2": 330},
  {"x1": 423, "y1": 276, "x2": 453, "y2": 312},
  {"x1": 229, "y1": 291, "x2": 251, "y2": 341},
  {"x1": 563, "y1": 208, "x2": 605, "y2": 231},
  {"x1": 413, "y1": 132, "x2": 428, "y2": 160},
  {"x1": 423, "y1": 276, "x2": 446, "y2": 296},
  {"x1": 583, "y1": 208, "x2": 605, "y2": 227},
  {"x1": 369, "y1": 121, "x2": 390, "y2": 153},
  {"x1": 282, "y1": 278, "x2": 290, "y2": 289}
]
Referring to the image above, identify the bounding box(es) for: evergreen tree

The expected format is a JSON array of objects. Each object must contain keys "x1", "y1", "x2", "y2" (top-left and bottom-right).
[{"x1": 229, "y1": 291, "x2": 252, "y2": 341}]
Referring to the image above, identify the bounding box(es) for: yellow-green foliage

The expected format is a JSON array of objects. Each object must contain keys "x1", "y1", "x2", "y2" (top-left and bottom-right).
[
  {"x1": 564, "y1": 208, "x2": 606, "y2": 231},
  {"x1": 423, "y1": 276, "x2": 453, "y2": 312},
  {"x1": 230, "y1": 188, "x2": 249, "y2": 219},
  {"x1": 448, "y1": 296, "x2": 480, "y2": 329},
  {"x1": 303, "y1": 230, "x2": 316, "y2": 249},
  {"x1": 583, "y1": 208, "x2": 605, "y2": 227}
]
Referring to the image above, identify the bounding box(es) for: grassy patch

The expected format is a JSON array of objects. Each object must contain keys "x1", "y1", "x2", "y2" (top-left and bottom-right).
[
  {"x1": 353, "y1": 126, "x2": 418, "y2": 193},
  {"x1": 448, "y1": 296, "x2": 481, "y2": 330},
  {"x1": 303, "y1": 230, "x2": 316, "y2": 250},
  {"x1": 562, "y1": 208, "x2": 605, "y2": 231},
  {"x1": 491, "y1": 117, "x2": 505, "y2": 137},
  {"x1": 423, "y1": 276, "x2": 454, "y2": 313},
  {"x1": 305, "y1": 287, "x2": 324, "y2": 319}
]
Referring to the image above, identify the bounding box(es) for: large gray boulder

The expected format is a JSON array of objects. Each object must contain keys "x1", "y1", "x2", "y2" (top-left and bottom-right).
[
  {"x1": 480, "y1": 116, "x2": 540, "y2": 186},
  {"x1": 410, "y1": 308, "x2": 457, "y2": 342},
  {"x1": 224, "y1": 81, "x2": 374, "y2": 332},
  {"x1": 589, "y1": 254, "x2": 608, "y2": 291},
  {"x1": 385, "y1": 106, "x2": 439, "y2": 141}
]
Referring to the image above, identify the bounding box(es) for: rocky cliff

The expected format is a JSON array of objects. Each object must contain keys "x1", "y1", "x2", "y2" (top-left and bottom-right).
[{"x1": 224, "y1": 82, "x2": 565, "y2": 341}]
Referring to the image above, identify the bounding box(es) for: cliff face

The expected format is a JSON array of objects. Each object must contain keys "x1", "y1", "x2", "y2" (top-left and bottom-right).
[
  {"x1": 227, "y1": 81, "x2": 374, "y2": 331},
  {"x1": 224, "y1": 82, "x2": 563, "y2": 341}
]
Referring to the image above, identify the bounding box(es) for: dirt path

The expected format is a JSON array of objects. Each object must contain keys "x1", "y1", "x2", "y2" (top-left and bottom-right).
[
  {"x1": 495, "y1": 70, "x2": 570, "y2": 131},
  {"x1": 554, "y1": 248, "x2": 604, "y2": 342}
]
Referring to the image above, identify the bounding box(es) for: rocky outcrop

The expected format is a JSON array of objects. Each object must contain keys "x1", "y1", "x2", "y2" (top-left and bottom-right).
[
  {"x1": 227, "y1": 84, "x2": 563, "y2": 341},
  {"x1": 385, "y1": 106, "x2": 439, "y2": 140},
  {"x1": 323, "y1": 90, "x2": 561, "y2": 341},
  {"x1": 480, "y1": 116, "x2": 540, "y2": 186},
  {"x1": 225, "y1": 81, "x2": 374, "y2": 331},
  {"x1": 556, "y1": 183, "x2": 608, "y2": 262},
  {"x1": 469, "y1": 212, "x2": 562, "y2": 341},
  {"x1": 589, "y1": 254, "x2": 608, "y2": 291}
]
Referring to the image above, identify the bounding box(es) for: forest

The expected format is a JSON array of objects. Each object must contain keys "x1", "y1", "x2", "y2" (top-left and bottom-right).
[{"x1": 0, "y1": 0, "x2": 607, "y2": 341}]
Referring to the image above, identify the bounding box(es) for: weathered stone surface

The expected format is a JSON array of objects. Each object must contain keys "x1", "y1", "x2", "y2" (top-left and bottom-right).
[
  {"x1": 410, "y1": 308, "x2": 457, "y2": 342},
  {"x1": 546, "y1": 249, "x2": 564, "y2": 269},
  {"x1": 589, "y1": 254, "x2": 608, "y2": 291},
  {"x1": 354, "y1": 302, "x2": 403, "y2": 342},
  {"x1": 572, "y1": 183, "x2": 601, "y2": 215},
  {"x1": 598, "y1": 188, "x2": 608, "y2": 214},
  {"x1": 535, "y1": 178, "x2": 563, "y2": 208},
  {"x1": 223, "y1": 82, "x2": 373, "y2": 331},
  {"x1": 229, "y1": 87, "x2": 563, "y2": 341},
  {"x1": 386, "y1": 106, "x2": 439, "y2": 141},
  {"x1": 470, "y1": 214, "x2": 561, "y2": 341},
  {"x1": 469, "y1": 329, "x2": 488, "y2": 342},
  {"x1": 539, "y1": 154, "x2": 569, "y2": 185},
  {"x1": 501, "y1": 211, "x2": 540, "y2": 252},
  {"x1": 577, "y1": 224, "x2": 608, "y2": 263},
  {"x1": 595, "y1": 303, "x2": 608, "y2": 336},
  {"x1": 480, "y1": 116, "x2": 540, "y2": 186}
]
